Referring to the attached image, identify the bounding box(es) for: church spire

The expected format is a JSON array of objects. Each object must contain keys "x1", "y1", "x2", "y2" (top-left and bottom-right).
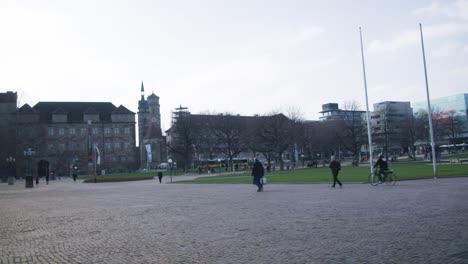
[{"x1": 140, "y1": 81, "x2": 145, "y2": 101}]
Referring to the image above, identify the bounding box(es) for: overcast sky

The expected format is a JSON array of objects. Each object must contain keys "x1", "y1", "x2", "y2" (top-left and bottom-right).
[{"x1": 1, "y1": 0, "x2": 467, "y2": 130}]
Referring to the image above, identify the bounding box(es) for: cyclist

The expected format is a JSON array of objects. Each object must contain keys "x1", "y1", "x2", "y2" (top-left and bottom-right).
[{"x1": 373, "y1": 155, "x2": 389, "y2": 184}]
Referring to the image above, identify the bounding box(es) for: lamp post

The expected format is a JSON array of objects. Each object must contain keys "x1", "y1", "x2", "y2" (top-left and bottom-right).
[
  {"x1": 301, "y1": 154, "x2": 305, "y2": 168},
  {"x1": 168, "y1": 159, "x2": 173, "y2": 183},
  {"x1": 23, "y1": 148, "x2": 35, "y2": 188},
  {"x1": 217, "y1": 158, "x2": 221, "y2": 173},
  {"x1": 6, "y1": 156, "x2": 15, "y2": 185}
]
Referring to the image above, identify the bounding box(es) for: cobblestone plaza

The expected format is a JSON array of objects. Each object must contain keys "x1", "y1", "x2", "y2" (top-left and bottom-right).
[{"x1": 1, "y1": 177, "x2": 468, "y2": 264}]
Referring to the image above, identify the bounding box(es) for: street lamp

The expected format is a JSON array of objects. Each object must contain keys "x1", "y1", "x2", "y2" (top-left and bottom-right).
[
  {"x1": 301, "y1": 154, "x2": 305, "y2": 168},
  {"x1": 168, "y1": 159, "x2": 173, "y2": 183},
  {"x1": 23, "y1": 148, "x2": 35, "y2": 188},
  {"x1": 6, "y1": 156, "x2": 15, "y2": 185},
  {"x1": 217, "y1": 158, "x2": 221, "y2": 173}
]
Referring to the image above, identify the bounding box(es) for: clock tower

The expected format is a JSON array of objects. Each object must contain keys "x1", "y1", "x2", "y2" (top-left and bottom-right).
[{"x1": 137, "y1": 81, "x2": 166, "y2": 169}]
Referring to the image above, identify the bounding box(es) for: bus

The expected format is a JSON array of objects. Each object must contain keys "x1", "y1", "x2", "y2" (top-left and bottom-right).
[{"x1": 198, "y1": 159, "x2": 227, "y2": 171}]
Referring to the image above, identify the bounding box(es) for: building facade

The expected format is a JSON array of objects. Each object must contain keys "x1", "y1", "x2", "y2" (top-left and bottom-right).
[
  {"x1": 370, "y1": 101, "x2": 413, "y2": 153},
  {"x1": 319, "y1": 103, "x2": 366, "y2": 121},
  {"x1": 13, "y1": 101, "x2": 138, "y2": 177},
  {"x1": 0, "y1": 92, "x2": 18, "y2": 180}
]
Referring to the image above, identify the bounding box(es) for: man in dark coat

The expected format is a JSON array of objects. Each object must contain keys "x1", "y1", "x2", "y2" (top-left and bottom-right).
[
  {"x1": 251, "y1": 159, "x2": 265, "y2": 192},
  {"x1": 329, "y1": 156, "x2": 342, "y2": 188}
]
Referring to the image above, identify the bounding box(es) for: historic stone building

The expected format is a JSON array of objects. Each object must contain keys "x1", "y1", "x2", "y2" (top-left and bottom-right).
[
  {"x1": 0, "y1": 92, "x2": 18, "y2": 180},
  {"x1": 13, "y1": 101, "x2": 138, "y2": 177},
  {"x1": 138, "y1": 82, "x2": 167, "y2": 169}
]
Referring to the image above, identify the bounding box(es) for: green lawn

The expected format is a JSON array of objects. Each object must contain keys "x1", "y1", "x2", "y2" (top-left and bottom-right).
[
  {"x1": 177, "y1": 163, "x2": 468, "y2": 184},
  {"x1": 443, "y1": 153, "x2": 468, "y2": 159},
  {"x1": 76, "y1": 163, "x2": 468, "y2": 184}
]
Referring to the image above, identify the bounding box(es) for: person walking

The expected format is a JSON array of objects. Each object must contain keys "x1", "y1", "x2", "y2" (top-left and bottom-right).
[
  {"x1": 329, "y1": 156, "x2": 342, "y2": 188},
  {"x1": 157, "y1": 171, "x2": 163, "y2": 183},
  {"x1": 72, "y1": 166, "x2": 78, "y2": 182},
  {"x1": 251, "y1": 158, "x2": 265, "y2": 192}
]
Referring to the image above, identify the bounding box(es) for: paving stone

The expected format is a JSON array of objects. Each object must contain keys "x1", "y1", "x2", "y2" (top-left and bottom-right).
[{"x1": 1, "y1": 177, "x2": 468, "y2": 263}]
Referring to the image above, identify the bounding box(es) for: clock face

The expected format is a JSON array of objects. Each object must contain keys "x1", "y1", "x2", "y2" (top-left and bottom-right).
[{"x1": 151, "y1": 117, "x2": 157, "y2": 122}]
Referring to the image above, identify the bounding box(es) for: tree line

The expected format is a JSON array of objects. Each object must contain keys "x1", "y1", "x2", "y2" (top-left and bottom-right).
[{"x1": 167, "y1": 102, "x2": 465, "y2": 171}]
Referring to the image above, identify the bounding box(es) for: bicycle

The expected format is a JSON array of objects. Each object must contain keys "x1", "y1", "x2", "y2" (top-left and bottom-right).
[{"x1": 368, "y1": 169, "x2": 397, "y2": 186}]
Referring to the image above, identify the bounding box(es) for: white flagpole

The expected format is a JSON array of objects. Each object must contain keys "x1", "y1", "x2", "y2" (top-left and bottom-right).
[
  {"x1": 359, "y1": 27, "x2": 374, "y2": 174},
  {"x1": 419, "y1": 23, "x2": 437, "y2": 179}
]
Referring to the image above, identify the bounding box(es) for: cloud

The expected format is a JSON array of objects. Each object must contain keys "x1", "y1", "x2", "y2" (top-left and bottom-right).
[
  {"x1": 413, "y1": 0, "x2": 468, "y2": 20},
  {"x1": 430, "y1": 42, "x2": 462, "y2": 58},
  {"x1": 463, "y1": 45, "x2": 468, "y2": 54},
  {"x1": 293, "y1": 26, "x2": 325, "y2": 44},
  {"x1": 368, "y1": 23, "x2": 468, "y2": 53}
]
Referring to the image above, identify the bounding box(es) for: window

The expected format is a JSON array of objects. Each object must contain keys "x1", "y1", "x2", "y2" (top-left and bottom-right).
[
  {"x1": 124, "y1": 142, "x2": 130, "y2": 149},
  {"x1": 120, "y1": 156, "x2": 127, "y2": 162},
  {"x1": 48, "y1": 128, "x2": 54, "y2": 136},
  {"x1": 59, "y1": 144, "x2": 66, "y2": 152},
  {"x1": 69, "y1": 128, "x2": 76, "y2": 135},
  {"x1": 124, "y1": 127, "x2": 130, "y2": 134},
  {"x1": 104, "y1": 127, "x2": 111, "y2": 135},
  {"x1": 81, "y1": 128, "x2": 87, "y2": 135},
  {"x1": 48, "y1": 144, "x2": 54, "y2": 151},
  {"x1": 113, "y1": 127, "x2": 120, "y2": 134},
  {"x1": 59, "y1": 128, "x2": 65, "y2": 136},
  {"x1": 114, "y1": 142, "x2": 121, "y2": 149},
  {"x1": 93, "y1": 128, "x2": 98, "y2": 134},
  {"x1": 69, "y1": 143, "x2": 76, "y2": 150},
  {"x1": 105, "y1": 143, "x2": 111, "y2": 150}
]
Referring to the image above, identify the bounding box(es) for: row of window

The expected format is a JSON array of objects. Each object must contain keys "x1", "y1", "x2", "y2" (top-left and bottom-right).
[
  {"x1": 48, "y1": 127, "x2": 131, "y2": 136},
  {"x1": 47, "y1": 142, "x2": 132, "y2": 151}
]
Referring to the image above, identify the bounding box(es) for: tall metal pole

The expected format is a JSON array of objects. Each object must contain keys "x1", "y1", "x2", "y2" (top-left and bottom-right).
[
  {"x1": 419, "y1": 23, "x2": 437, "y2": 179},
  {"x1": 359, "y1": 27, "x2": 374, "y2": 174}
]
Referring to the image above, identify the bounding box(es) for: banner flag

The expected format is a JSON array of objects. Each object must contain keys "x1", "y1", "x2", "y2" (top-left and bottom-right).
[
  {"x1": 94, "y1": 144, "x2": 101, "y2": 165},
  {"x1": 145, "y1": 144, "x2": 152, "y2": 163}
]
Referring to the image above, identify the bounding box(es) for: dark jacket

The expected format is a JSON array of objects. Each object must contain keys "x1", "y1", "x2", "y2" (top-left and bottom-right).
[
  {"x1": 374, "y1": 157, "x2": 388, "y2": 170},
  {"x1": 251, "y1": 161, "x2": 264, "y2": 178},
  {"x1": 329, "y1": 160, "x2": 341, "y2": 173}
]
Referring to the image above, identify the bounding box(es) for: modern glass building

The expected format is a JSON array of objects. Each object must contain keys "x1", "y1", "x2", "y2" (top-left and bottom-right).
[
  {"x1": 412, "y1": 93, "x2": 468, "y2": 118},
  {"x1": 412, "y1": 93, "x2": 468, "y2": 141}
]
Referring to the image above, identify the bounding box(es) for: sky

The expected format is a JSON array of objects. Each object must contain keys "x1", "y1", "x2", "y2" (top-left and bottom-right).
[{"x1": 1, "y1": 0, "x2": 467, "y2": 131}]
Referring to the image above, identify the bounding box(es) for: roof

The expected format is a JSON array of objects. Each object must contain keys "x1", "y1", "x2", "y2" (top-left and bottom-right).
[
  {"x1": 30, "y1": 102, "x2": 134, "y2": 123},
  {"x1": 0, "y1": 92, "x2": 17, "y2": 103},
  {"x1": 18, "y1": 104, "x2": 37, "y2": 114},
  {"x1": 113, "y1": 105, "x2": 134, "y2": 114},
  {"x1": 148, "y1": 93, "x2": 159, "y2": 99}
]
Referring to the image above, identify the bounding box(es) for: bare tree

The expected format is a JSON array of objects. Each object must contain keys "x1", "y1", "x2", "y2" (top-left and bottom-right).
[
  {"x1": 304, "y1": 120, "x2": 341, "y2": 164},
  {"x1": 336, "y1": 101, "x2": 366, "y2": 165},
  {"x1": 444, "y1": 110, "x2": 464, "y2": 147},
  {"x1": 256, "y1": 113, "x2": 294, "y2": 170},
  {"x1": 167, "y1": 113, "x2": 198, "y2": 172},
  {"x1": 285, "y1": 106, "x2": 306, "y2": 163},
  {"x1": 400, "y1": 113, "x2": 418, "y2": 159},
  {"x1": 194, "y1": 115, "x2": 218, "y2": 160},
  {"x1": 208, "y1": 113, "x2": 246, "y2": 171}
]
